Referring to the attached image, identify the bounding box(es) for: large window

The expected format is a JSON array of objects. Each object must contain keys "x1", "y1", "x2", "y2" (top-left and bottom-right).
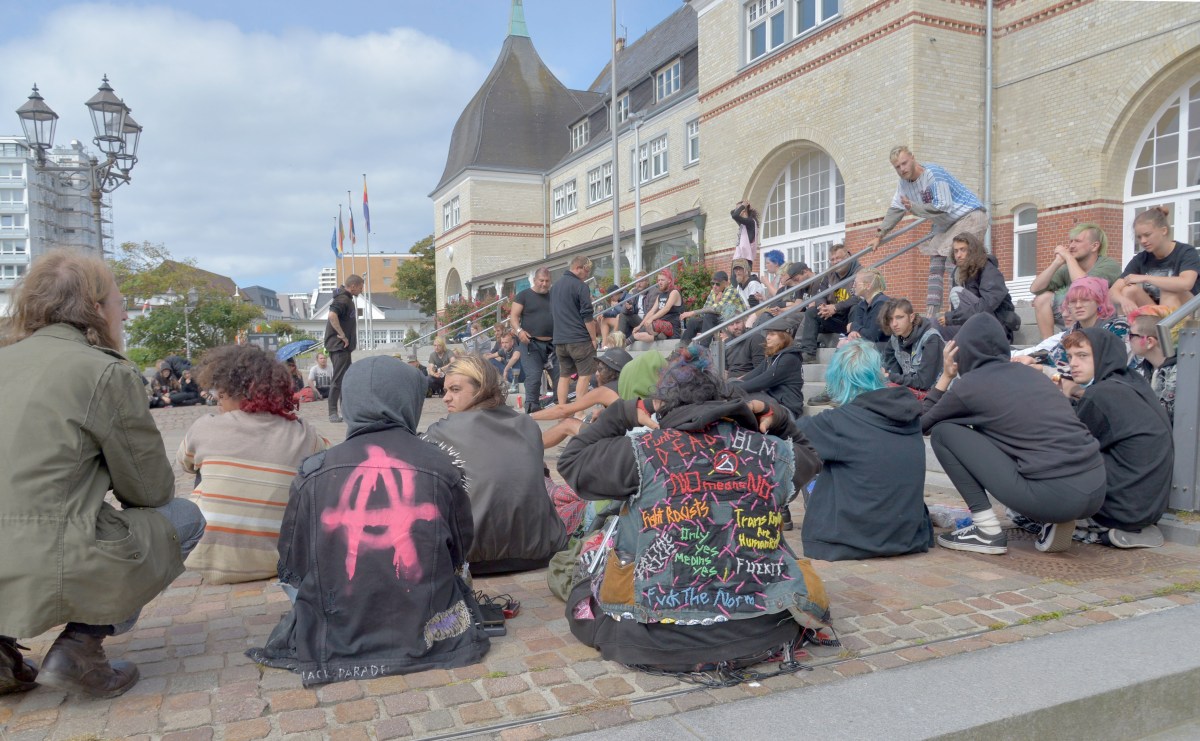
[
  {"x1": 655, "y1": 60, "x2": 681, "y2": 102},
  {"x1": 0, "y1": 214, "x2": 25, "y2": 230},
  {"x1": 686, "y1": 120, "x2": 700, "y2": 165},
  {"x1": 1125, "y1": 77, "x2": 1200, "y2": 262},
  {"x1": 553, "y1": 180, "x2": 577, "y2": 219},
  {"x1": 571, "y1": 120, "x2": 589, "y2": 151},
  {"x1": 747, "y1": 0, "x2": 786, "y2": 62},
  {"x1": 0, "y1": 239, "x2": 25, "y2": 254},
  {"x1": 0, "y1": 189, "x2": 23, "y2": 204},
  {"x1": 1013, "y1": 207, "x2": 1038, "y2": 279},
  {"x1": 588, "y1": 162, "x2": 612, "y2": 204},
  {"x1": 442, "y1": 196, "x2": 460, "y2": 232},
  {"x1": 617, "y1": 94, "x2": 629, "y2": 124},
  {"x1": 0, "y1": 264, "x2": 25, "y2": 280},
  {"x1": 761, "y1": 149, "x2": 844, "y2": 273},
  {"x1": 0, "y1": 165, "x2": 21, "y2": 180},
  {"x1": 743, "y1": 0, "x2": 840, "y2": 64}
]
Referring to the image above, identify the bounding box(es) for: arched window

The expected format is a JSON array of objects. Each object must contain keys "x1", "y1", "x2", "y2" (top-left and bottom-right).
[
  {"x1": 445, "y1": 268, "x2": 462, "y2": 304},
  {"x1": 1007, "y1": 205, "x2": 1038, "y2": 303},
  {"x1": 1124, "y1": 77, "x2": 1200, "y2": 263},
  {"x1": 761, "y1": 149, "x2": 844, "y2": 273}
]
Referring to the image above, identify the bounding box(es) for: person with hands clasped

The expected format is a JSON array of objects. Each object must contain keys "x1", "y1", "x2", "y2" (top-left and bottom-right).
[{"x1": 1028, "y1": 224, "x2": 1120, "y2": 340}]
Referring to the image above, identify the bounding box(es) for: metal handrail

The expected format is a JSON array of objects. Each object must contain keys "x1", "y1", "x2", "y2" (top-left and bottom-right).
[
  {"x1": 459, "y1": 259, "x2": 689, "y2": 347},
  {"x1": 697, "y1": 218, "x2": 930, "y2": 347},
  {"x1": 591, "y1": 256, "x2": 686, "y2": 310},
  {"x1": 1156, "y1": 291, "x2": 1200, "y2": 357}
]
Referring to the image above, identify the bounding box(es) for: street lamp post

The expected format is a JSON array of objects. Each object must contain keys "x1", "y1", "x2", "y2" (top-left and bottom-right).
[
  {"x1": 166, "y1": 287, "x2": 199, "y2": 360},
  {"x1": 630, "y1": 112, "x2": 644, "y2": 273},
  {"x1": 15, "y1": 76, "x2": 142, "y2": 255}
]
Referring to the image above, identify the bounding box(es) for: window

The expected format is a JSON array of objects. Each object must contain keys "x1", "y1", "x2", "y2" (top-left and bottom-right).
[
  {"x1": 633, "y1": 136, "x2": 669, "y2": 185},
  {"x1": 617, "y1": 94, "x2": 629, "y2": 124},
  {"x1": 552, "y1": 180, "x2": 577, "y2": 219},
  {"x1": 655, "y1": 60, "x2": 681, "y2": 102},
  {"x1": 0, "y1": 214, "x2": 25, "y2": 230},
  {"x1": 747, "y1": 0, "x2": 786, "y2": 62},
  {"x1": 571, "y1": 119, "x2": 589, "y2": 151},
  {"x1": 761, "y1": 150, "x2": 845, "y2": 272},
  {"x1": 686, "y1": 120, "x2": 700, "y2": 165},
  {"x1": 1013, "y1": 207, "x2": 1038, "y2": 279},
  {"x1": 442, "y1": 196, "x2": 460, "y2": 231},
  {"x1": 383, "y1": 277, "x2": 392, "y2": 285},
  {"x1": 382, "y1": 258, "x2": 391, "y2": 267},
  {"x1": 0, "y1": 165, "x2": 21, "y2": 180},
  {"x1": 1125, "y1": 77, "x2": 1200, "y2": 261},
  {"x1": 0, "y1": 189, "x2": 22, "y2": 204},
  {"x1": 588, "y1": 162, "x2": 613, "y2": 204},
  {"x1": 0, "y1": 264, "x2": 24, "y2": 280},
  {"x1": 796, "y1": 0, "x2": 840, "y2": 36},
  {"x1": 0, "y1": 239, "x2": 25, "y2": 255},
  {"x1": 0, "y1": 143, "x2": 26, "y2": 157}
]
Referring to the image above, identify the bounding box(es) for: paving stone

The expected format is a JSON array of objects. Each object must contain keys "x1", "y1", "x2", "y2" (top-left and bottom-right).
[
  {"x1": 414, "y1": 708, "x2": 456, "y2": 733},
  {"x1": 375, "y1": 717, "x2": 414, "y2": 739},
  {"x1": 405, "y1": 668, "x2": 452, "y2": 689},
  {"x1": 588, "y1": 705, "x2": 634, "y2": 729},
  {"x1": 529, "y1": 667, "x2": 570, "y2": 686},
  {"x1": 162, "y1": 728, "x2": 215, "y2": 741},
  {"x1": 551, "y1": 683, "x2": 595, "y2": 706},
  {"x1": 505, "y1": 693, "x2": 552, "y2": 715},
  {"x1": 593, "y1": 676, "x2": 635, "y2": 698},
  {"x1": 333, "y1": 699, "x2": 380, "y2": 724},
  {"x1": 433, "y1": 683, "x2": 483, "y2": 707},
  {"x1": 278, "y1": 708, "x2": 327, "y2": 734},
  {"x1": 482, "y1": 675, "x2": 530, "y2": 697},
  {"x1": 268, "y1": 688, "x2": 319, "y2": 711},
  {"x1": 382, "y1": 691, "x2": 430, "y2": 716},
  {"x1": 540, "y1": 714, "x2": 597, "y2": 736},
  {"x1": 499, "y1": 726, "x2": 550, "y2": 741},
  {"x1": 318, "y1": 680, "x2": 364, "y2": 704},
  {"x1": 458, "y1": 700, "x2": 503, "y2": 724}
]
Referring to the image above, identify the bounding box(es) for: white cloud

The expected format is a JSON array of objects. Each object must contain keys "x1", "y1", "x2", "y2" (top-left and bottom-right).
[{"x1": 1, "y1": 3, "x2": 487, "y2": 291}]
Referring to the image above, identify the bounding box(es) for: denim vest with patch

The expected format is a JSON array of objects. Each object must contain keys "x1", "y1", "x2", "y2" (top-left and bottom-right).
[{"x1": 595, "y1": 421, "x2": 825, "y2": 627}]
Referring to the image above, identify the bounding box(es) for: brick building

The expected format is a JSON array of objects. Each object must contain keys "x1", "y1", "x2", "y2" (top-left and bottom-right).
[{"x1": 436, "y1": 0, "x2": 1200, "y2": 310}]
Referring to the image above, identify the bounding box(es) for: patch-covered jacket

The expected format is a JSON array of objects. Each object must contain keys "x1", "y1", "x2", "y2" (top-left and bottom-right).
[
  {"x1": 560, "y1": 399, "x2": 828, "y2": 630},
  {"x1": 250, "y1": 425, "x2": 488, "y2": 685}
]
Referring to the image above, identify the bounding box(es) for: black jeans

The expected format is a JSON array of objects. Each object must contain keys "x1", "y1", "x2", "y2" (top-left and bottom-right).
[
  {"x1": 930, "y1": 423, "x2": 1106, "y2": 523},
  {"x1": 798, "y1": 309, "x2": 849, "y2": 355},
  {"x1": 521, "y1": 339, "x2": 559, "y2": 409},
  {"x1": 327, "y1": 349, "x2": 352, "y2": 416},
  {"x1": 681, "y1": 313, "x2": 720, "y2": 347}
]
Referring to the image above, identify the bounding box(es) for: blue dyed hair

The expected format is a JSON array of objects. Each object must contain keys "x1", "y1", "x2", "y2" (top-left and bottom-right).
[
  {"x1": 825, "y1": 340, "x2": 887, "y2": 407},
  {"x1": 764, "y1": 249, "x2": 786, "y2": 267}
]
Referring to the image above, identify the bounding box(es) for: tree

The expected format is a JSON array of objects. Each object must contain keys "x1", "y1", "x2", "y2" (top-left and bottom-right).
[
  {"x1": 393, "y1": 234, "x2": 436, "y2": 315},
  {"x1": 110, "y1": 240, "x2": 201, "y2": 301},
  {"x1": 127, "y1": 295, "x2": 263, "y2": 360}
]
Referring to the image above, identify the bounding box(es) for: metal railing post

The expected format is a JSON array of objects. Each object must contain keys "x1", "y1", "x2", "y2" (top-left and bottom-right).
[{"x1": 713, "y1": 333, "x2": 726, "y2": 378}]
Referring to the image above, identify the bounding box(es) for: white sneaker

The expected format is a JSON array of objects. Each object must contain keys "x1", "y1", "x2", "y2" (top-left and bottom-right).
[
  {"x1": 937, "y1": 523, "x2": 1008, "y2": 554},
  {"x1": 1104, "y1": 525, "x2": 1165, "y2": 549}
]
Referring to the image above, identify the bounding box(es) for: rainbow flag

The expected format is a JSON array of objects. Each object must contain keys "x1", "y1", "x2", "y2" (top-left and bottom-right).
[
  {"x1": 337, "y1": 209, "x2": 345, "y2": 256},
  {"x1": 349, "y1": 209, "x2": 357, "y2": 246},
  {"x1": 362, "y1": 176, "x2": 371, "y2": 233}
]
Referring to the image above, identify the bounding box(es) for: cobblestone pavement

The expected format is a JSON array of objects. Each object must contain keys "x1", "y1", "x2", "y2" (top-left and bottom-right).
[{"x1": 3, "y1": 401, "x2": 1200, "y2": 740}]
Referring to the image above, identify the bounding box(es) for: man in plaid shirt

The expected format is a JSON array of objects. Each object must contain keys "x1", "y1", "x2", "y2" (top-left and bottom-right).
[
  {"x1": 865, "y1": 145, "x2": 988, "y2": 318},
  {"x1": 679, "y1": 270, "x2": 747, "y2": 348}
]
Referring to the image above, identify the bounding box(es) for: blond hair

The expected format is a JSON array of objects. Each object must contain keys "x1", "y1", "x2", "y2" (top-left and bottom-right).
[{"x1": 444, "y1": 354, "x2": 504, "y2": 411}]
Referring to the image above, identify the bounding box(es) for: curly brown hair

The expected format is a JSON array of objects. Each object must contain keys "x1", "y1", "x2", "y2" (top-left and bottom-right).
[
  {"x1": 2, "y1": 250, "x2": 121, "y2": 350},
  {"x1": 196, "y1": 345, "x2": 298, "y2": 420}
]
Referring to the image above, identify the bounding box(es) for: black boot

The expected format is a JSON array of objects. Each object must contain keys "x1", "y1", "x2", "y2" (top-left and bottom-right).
[
  {"x1": 0, "y1": 637, "x2": 38, "y2": 695},
  {"x1": 37, "y1": 628, "x2": 139, "y2": 698},
  {"x1": 781, "y1": 508, "x2": 794, "y2": 531}
]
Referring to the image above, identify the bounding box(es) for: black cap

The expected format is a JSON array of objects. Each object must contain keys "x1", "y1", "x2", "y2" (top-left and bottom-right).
[
  {"x1": 712, "y1": 270, "x2": 729, "y2": 283},
  {"x1": 786, "y1": 262, "x2": 811, "y2": 277},
  {"x1": 597, "y1": 347, "x2": 633, "y2": 373}
]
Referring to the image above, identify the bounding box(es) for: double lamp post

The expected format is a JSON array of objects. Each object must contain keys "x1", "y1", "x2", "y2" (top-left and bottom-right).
[{"x1": 15, "y1": 75, "x2": 142, "y2": 255}]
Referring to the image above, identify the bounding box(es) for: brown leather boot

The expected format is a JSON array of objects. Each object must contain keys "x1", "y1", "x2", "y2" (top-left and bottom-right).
[
  {"x1": 37, "y1": 628, "x2": 139, "y2": 698},
  {"x1": 0, "y1": 637, "x2": 38, "y2": 695}
]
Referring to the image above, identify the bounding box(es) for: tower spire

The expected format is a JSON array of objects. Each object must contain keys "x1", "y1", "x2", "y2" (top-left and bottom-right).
[{"x1": 509, "y1": 0, "x2": 529, "y2": 37}]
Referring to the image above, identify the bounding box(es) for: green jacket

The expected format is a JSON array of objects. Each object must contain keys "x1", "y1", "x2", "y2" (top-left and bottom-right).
[{"x1": 0, "y1": 324, "x2": 183, "y2": 637}]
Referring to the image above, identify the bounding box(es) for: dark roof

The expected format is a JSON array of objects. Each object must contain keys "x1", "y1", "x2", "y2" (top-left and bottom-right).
[
  {"x1": 588, "y1": 4, "x2": 697, "y2": 96},
  {"x1": 158, "y1": 260, "x2": 239, "y2": 297},
  {"x1": 433, "y1": 34, "x2": 596, "y2": 194}
]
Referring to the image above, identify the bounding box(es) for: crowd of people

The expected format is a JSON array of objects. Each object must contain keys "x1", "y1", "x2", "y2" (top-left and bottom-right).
[{"x1": 1, "y1": 142, "x2": 1195, "y2": 696}]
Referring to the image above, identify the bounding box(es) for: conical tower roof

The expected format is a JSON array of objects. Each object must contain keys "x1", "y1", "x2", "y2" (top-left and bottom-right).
[{"x1": 433, "y1": 5, "x2": 595, "y2": 194}]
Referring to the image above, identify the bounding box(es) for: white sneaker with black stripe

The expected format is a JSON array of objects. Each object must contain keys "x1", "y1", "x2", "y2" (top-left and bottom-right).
[
  {"x1": 937, "y1": 524, "x2": 1008, "y2": 554},
  {"x1": 1035, "y1": 521, "x2": 1075, "y2": 553}
]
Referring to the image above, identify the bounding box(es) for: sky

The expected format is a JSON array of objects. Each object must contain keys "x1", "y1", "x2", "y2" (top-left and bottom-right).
[{"x1": 2, "y1": 1, "x2": 682, "y2": 294}]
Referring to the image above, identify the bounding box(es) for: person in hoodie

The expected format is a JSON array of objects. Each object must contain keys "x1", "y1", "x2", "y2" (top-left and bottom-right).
[
  {"x1": 921, "y1": 314, "x2": 1106, "y2": 555},
  {"x1": 939, "y1": 233, "x2": 1021, "y2": 341},
  {"x1": 557, "y1": 345, "x2": 828, "y2": 672},
  {"x1": 424, "y1": 355, "x2": 567, "y2": 574},
  {"x1": 730, "y1": 315, "x2": 807, "y2": 419},
  {"x1": 250, "y1": 356, "x2": 488, "y2": 686},
  {"x1": 1128, "y1": 305, "x2": 1177, "y2": 423},
  {"x1": 880, "y1": 298, "x2": 944, "y2": 395},
  {"x1": 1057, "y1": 328, "x2": 1172, "y2": 548},
  {"x1": 796, "y1": 341, "x2": 932, "y2": 560}
]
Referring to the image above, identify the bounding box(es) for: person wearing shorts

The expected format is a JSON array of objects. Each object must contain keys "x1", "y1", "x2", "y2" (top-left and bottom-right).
[{"x1": 550, "y1": 255, "x2": 598, "y2": 405}]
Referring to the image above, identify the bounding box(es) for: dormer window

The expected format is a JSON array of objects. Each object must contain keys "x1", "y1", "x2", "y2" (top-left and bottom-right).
[
  {"x1": 571, "y1": 120, "x2": 590, "y2": 151},
  {"x1": 617, "y1": 93, "x2": 630, "y2": 123},
  {"x1": 655, "y1": 60, "x2": 681, "y2": 102}
]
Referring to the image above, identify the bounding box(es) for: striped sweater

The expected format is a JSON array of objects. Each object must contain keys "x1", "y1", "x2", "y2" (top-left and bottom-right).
[{"x1": 177, "y1": 410, "x2": 329, "y2": 584}]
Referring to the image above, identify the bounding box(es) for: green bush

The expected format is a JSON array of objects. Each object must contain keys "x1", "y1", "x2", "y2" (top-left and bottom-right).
[
  {"x1": 125, "y1": 346, "x2": 157, "y2": 371},
  {"x1": 674, "y1": 260, "x2": 714, "y2": 311}
]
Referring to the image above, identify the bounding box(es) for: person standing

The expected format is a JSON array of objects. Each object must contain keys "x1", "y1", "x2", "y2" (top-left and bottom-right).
[
  {"x1": 324, "y1": 274, "x2": 364, "y2": 423},
  {"x1": 0, "y1": 251, "x2": 205, "y2": 698},
  {"x1": 864, "y1": 146, "x2": 988, "y2": 318},
  {"x1": 731, "y1": 200, "x2": 760, "y2": 272},
  {"x1": 510, "y1": 267, "x2": 559, "y2": 412},
  {"x1": 549, "y1": 256, "x2": 598, "y2": 407}
]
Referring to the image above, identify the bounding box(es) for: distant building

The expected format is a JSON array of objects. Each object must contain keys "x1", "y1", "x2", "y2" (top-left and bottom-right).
[
  {"x1": 0, "y1": 136, "x2": 113, "y2": 313},
  {"x1": 333, "y1": 252, "x2": 416, "y2": 296},
  {"x1": 318, "y1": 266, "x2": 338, "y2": 294},
  {"x1": 238, "y1": 285, "x2": 283, "y2": 321}
]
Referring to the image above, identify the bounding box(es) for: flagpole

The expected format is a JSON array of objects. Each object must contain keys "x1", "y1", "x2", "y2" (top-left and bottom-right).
[
  {"x1": 345, "y1": 192, "x2": 362, "y2": 349},
  {"x1": 361, "y1": 175, "x2": 375, "y2": 350}
]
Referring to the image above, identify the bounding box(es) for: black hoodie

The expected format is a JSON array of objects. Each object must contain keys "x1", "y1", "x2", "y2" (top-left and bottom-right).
[
  {"x1": 921, "y1": 314, "x2": 1102, "y2": 479},
  {"x1": 796, "y1": 386, "x2": 932, "y2": 560},
  {"x1": 1073, "y1": 327, "x2": 1173, "y2": 530},
  {"x1": 734, "y1": 343, "x2": 806, "y2": 417},
  {"x1": 944, "y1": 254, "x2": 1020, "y2": 340}
]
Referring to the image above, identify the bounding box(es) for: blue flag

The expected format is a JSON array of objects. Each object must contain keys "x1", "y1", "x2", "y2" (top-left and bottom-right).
[{"x1": 330, "y1": 222, "x2": 339, "y2": 257}]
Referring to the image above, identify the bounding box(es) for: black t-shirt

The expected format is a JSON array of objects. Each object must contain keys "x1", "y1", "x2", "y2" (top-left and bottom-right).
[
  {"x1": 1122, "y1": 242, "x2": 1200, "y2": 297},
  {"x1": 514, "y1": 288, "x2": 554, "y2": 338},
  {"x1": 323, "y1": 289, "x2": 358, "y2": 351}
]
